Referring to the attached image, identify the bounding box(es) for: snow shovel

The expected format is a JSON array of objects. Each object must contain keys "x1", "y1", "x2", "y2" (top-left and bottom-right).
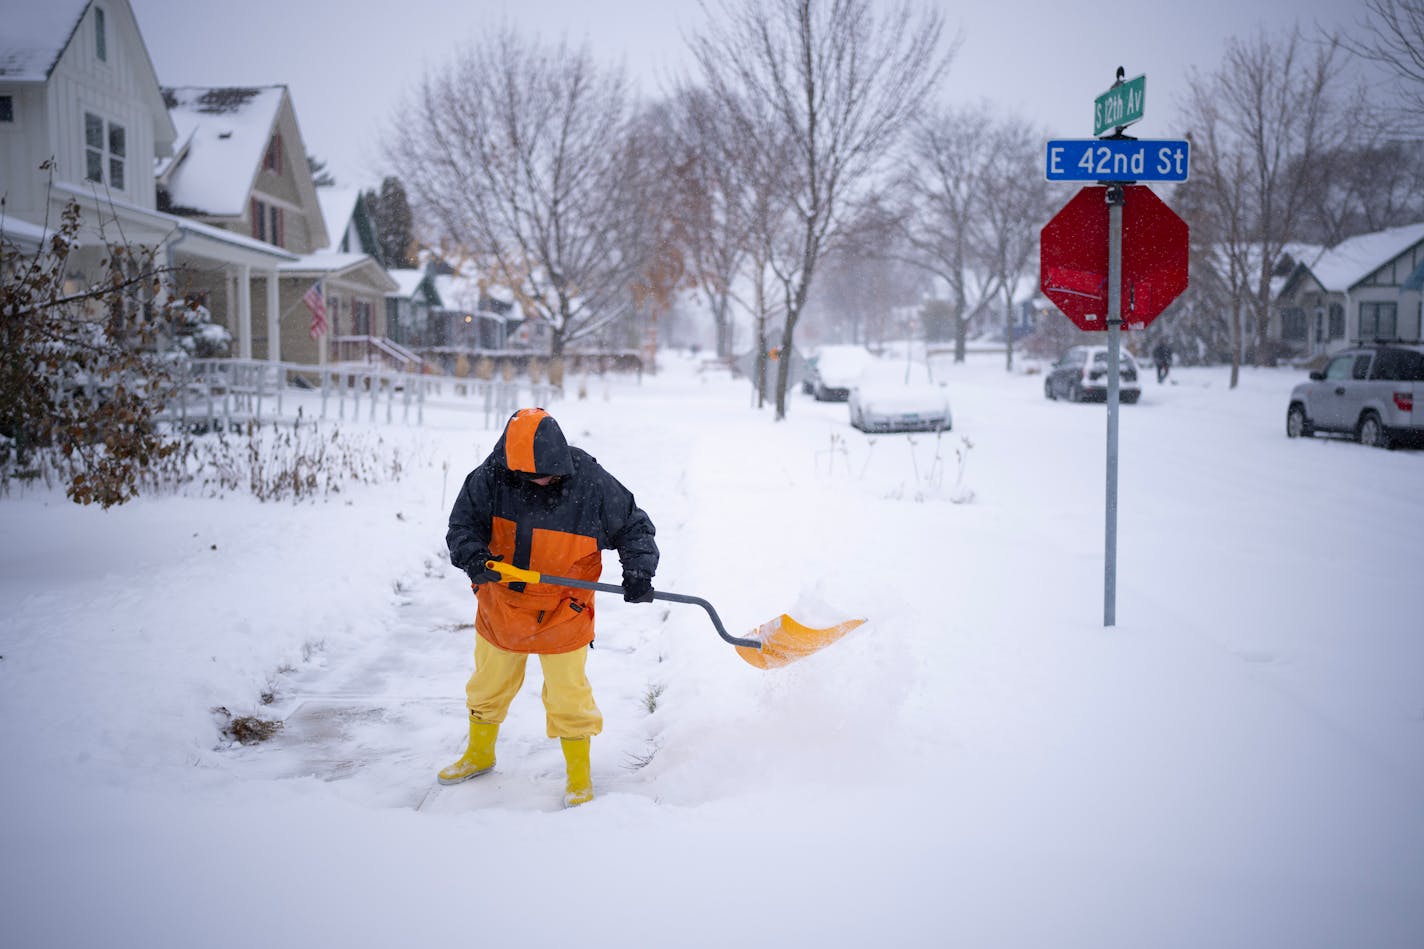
[{"x1": 483, "y1": 560, "x2": 865, "y2": 670}]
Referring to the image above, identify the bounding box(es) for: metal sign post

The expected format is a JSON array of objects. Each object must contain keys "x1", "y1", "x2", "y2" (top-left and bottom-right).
[
  {"x1": 1104, "y1": 185, "x2": 1125, "y2": 627},
  {"x1": 1041, "y1": 68, "x2": 1190, "y2": 629}
]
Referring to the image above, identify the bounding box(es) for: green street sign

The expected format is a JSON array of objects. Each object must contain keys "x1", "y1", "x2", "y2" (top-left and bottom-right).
[{"x1": 1094, "y1": 74, "x2": 1145, "y2": 136}]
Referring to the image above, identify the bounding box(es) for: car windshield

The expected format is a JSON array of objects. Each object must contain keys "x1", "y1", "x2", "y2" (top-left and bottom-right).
[{"x1": 1092, "y1": 352, "x2": 1135, "y2": 366}]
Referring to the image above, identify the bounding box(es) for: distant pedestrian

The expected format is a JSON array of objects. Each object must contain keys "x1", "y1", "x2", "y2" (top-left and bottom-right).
[{"x1": 1152, "y1": 342, "x2": 1173, "y2": 384}]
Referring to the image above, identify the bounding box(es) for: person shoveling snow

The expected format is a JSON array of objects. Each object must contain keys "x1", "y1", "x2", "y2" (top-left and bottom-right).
[{"x1": 442, "y1": 408, "x2": 660, "y2": 807}]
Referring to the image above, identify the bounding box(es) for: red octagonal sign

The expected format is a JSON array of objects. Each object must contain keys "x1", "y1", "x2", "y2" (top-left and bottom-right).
[{"x1": 1040, "y1": 185, "x2": 1189, "y2": 331}]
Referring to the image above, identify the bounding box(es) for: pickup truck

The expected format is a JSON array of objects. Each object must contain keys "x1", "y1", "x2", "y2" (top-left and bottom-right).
[{"x1": 1286, "y1": 344, "x2": 1424, "y2": 448}]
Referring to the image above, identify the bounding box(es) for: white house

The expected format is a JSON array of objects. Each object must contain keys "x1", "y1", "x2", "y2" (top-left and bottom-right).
[
  {"x1": 157, "y1": 84, "x2": 396, "y2": 366},
  {"x1": 0, "y1": 0, "x2": 296, "y2": 357},
  {"x1": 1275, "y1": 222, "x2": 1424, "y2": 357}
]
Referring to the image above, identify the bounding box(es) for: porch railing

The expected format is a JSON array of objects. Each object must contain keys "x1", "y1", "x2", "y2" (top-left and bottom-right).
[
  {"x1": 156, "y1": 359, "x2": 559, "y2": 431},
  {"x1": 330, "y1": 335, "x2": 430, "y2": 373}
]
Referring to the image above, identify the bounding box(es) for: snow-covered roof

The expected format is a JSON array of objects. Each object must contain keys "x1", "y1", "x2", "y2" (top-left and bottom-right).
[
  {"x1": 1303, "y1": 222, "x2": 1424, "y2": 292},
  {"x1": 387, "y1": 268, "x2": 433, "y2": 299},
  {"x1": 279, "y1": 251, "x2": 398, "y2": 292},
  {"x1": 278, "y1": 251, "x2": 370, "y2": 276},
  {"x1": 0, "y1": 0, "x2": 89, "y2": 81},
  {"x1": 432, "y1": 272, "x2": 526, "y2": 320},
  {"x1": 159, "y1": 86, "x2": 286, "y2": 217},
  {"x1": 434, "y1": 273, "x2": 482, "y2": 313},
  {"x1": 316, "y1": 187, "x2": 361, "y2": 251}
]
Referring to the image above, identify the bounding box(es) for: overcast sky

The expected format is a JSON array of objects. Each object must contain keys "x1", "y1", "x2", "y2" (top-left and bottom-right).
[{"x1": 129, "y1": 0, "x2": 1381, "y2": 191}]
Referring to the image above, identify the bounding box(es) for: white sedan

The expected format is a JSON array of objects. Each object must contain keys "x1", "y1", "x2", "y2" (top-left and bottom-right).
[{"x1": 849, "y1": 380, "x2": 953, "y2": 433}]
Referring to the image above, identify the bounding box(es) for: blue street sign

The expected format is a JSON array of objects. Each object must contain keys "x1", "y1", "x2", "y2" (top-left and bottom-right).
[{"x1": 1045, "y1": 139, "x2": 1190, "y2": 182}]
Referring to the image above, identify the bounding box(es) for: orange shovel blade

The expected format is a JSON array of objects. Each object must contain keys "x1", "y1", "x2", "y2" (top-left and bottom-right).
[{"x1": 733, "y1": 615, "x2": 867, "y2": 669}]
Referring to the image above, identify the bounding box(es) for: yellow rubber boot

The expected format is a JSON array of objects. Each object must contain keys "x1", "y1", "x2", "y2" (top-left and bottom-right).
[
  {"x1": 561, "y1": 737, "x2": 594, "y2": 808},
  {"x1": 437, "y1": 720, "x2": 498, "y2": 785}
]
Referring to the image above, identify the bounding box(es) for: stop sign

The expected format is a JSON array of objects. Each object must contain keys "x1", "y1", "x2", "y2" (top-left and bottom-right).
[{"x1": 1040, "y1": 185, "x2": 1189, "y2": 331}]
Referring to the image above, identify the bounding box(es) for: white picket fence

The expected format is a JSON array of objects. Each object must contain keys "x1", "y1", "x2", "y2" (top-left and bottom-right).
[{"x1": 160, "y1": 359, "x2": 559, "y2": 431}]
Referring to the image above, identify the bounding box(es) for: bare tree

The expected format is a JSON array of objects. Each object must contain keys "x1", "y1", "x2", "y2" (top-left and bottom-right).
[
  {"x1": 688, "y1": 0, "x2": 953, "y2": 420},
  {"x1": 1344, "y1": 0, "x2": 1424, "y2": 130},
  {"x1": 1295, "y1": 140, "x2": 1424, "y2": 244},
  {"x1": 389, "y1": 29, "x2": 638, "y2": 356},
  {"x1": 1174, "y1": 123, "x2": 1259, "y2": 386},
  {"x1": 1181, "y1": 27, "x2": 1354, "y2": 383},
  {"x1": 893, "y1": 103, "x2": 1004, "y2": 363},
  {"x1": 968, "y1": 116, "x2": 1057, "y2": 371},
  {"x1": 659, "y1": 87, "x2": 754, "y2": 359},
  {"x1": 607, "y1": 105, "x2": 696, "y2": 362}
]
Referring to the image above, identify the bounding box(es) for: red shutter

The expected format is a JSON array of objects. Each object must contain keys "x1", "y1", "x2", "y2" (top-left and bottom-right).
[{"x1": 251, "y1": 198, "x2": 261, "y2": 239}]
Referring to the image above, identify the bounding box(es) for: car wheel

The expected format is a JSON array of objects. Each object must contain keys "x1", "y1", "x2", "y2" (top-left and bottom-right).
[
  {"x1": 1044, "y1": 378, "x2": 1056, "y2": 400},
  {"x1": 1358, "y1": 411, "x2": 1391, "y2": 449},
  {"x1": 1121, "y1": 392, "x2": 1139, "y2": 404},
  {"x1": 1286, "y1": 403, "x2": 1312, "y2": 438}
]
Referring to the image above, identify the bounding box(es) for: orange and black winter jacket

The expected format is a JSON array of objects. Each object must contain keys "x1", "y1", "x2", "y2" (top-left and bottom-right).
[{"x1": 446, "y1": 412, "x2": 658, "y2": 654}]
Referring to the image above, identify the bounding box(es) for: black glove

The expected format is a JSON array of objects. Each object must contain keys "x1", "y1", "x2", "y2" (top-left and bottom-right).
[
  {"x1": 465, "y1": 551, "x2": 500, "y2": 587},
  {"x1": 622, "y1": 574, "x2": 654, "y2": 604}
]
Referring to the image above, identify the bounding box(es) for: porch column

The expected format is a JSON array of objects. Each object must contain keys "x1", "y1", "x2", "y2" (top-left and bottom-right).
[
  {"x1": 266, "y1": 271, "x2": 281, "y2": 363},
  {"x1": 236, "y1": 264, "x2": 253, "y2": 360}
]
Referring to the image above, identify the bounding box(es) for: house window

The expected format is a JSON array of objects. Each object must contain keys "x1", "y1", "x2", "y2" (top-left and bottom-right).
[
  {"x1": 249, "y1": 198, "x2": 284, "y2": 247},
  {"x1": 1281, "y1": 307, "x2": 1307, "y2": 341},
  {"x1": 0, "y1": 95, "x2": 13, "y2": 123},
  {"x1": 1359, "y1": 301, "x2": 1397, "y2": 340},
  {"x1": 1328, "y1": 303, "x2": 1345, "y2": 339},
  {"x1": 95, "y1": 7, "x2": 107, "y2": 62},
  {"x1": 264, "y1": 135, "x2": 282, "y2": 174},
  {"x1": 84, "y1": 112, "x2": 125, "y2": 189}
]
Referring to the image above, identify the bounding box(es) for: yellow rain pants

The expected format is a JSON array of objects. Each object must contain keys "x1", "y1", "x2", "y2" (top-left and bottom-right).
[{"x1": 465, "y1": 634, "x2": 603, "y2": 739}]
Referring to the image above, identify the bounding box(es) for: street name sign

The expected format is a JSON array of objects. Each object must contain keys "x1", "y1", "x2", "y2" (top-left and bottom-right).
[
  {"x1": 1093, "y1": 74, "x2": 1145, "y2": 135},
  {"x1": 1045, "y1": 139, "x2": 1189, "y2": 182}
]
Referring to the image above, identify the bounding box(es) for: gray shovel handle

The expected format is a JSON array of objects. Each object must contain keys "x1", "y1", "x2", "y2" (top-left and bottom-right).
[{"x1": 511, "y1": 572, "x2": 762, "y2": 651}]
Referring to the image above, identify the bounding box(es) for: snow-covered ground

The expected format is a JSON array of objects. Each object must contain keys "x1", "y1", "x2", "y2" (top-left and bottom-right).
[{"x1": 2, "y1": 351, "x2": 1420, "y2": 948}]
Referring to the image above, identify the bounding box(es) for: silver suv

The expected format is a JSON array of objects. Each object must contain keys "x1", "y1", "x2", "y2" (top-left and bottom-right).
[{"x1": 1286, "y1": 344, "x2": 1424, "y2": 448}]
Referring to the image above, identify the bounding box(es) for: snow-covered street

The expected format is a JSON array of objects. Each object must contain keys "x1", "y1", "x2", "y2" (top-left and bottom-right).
[{"x1": 2, "y1": 351, "x2": 1421, "y2": 948}]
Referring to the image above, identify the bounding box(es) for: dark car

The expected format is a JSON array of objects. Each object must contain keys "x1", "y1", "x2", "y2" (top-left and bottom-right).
[
  {"x1": 1044, "y1": 346, "x2": 1141, "y2": 403},
  {"x1": 1286, "y1": 344, "x2": 1424, "y2": 448}
]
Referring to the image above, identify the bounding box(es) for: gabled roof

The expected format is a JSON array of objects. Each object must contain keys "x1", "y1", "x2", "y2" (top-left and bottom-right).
[
  {"x1": 0, "y1": 0, "x2": 89, "y2": 81},
  {"x1": 279, "y1": 251, "x2": 398, "y2": 292},
  {"x1": 158, "y1": 85, "x2": 286, "y2": 217},
  {"x1": 1, "y1": 0, "x2": 175, "y2": 156},
  {"x1": 387, "y1": 268, "x2": 441, "y2": 304},
  {"x1": 433, "y1": 273, "x2": 478, "y2": 314},
  {"x1": 435, "y1": 272, "x2": 524, "y2": 321},
  {"x1": 317, "y1": 186, "x2": 382, "y2": 260},
  {"x1": 1303, "y1": 222, "x2": 1424, "y2": 292}
]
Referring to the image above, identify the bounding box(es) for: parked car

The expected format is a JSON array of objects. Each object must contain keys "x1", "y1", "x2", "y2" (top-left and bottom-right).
[
  {"x1": 1043, "y1": 346, "x2": 1142, "y2": 403},
  {"x1": 803, "y1": 345, "x2": 873, "y2": 401},
  {"x1": 849, "y1": 379, "x2": 952, "y2": 433},
  {"x1": 1286, "y1": 344, "x2": 1424, "y2": 448}
]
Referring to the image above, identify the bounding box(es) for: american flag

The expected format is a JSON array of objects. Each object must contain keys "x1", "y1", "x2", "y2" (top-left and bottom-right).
[{"x1": 302, "y1": 280, "x2": 328, "y2": 339}]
